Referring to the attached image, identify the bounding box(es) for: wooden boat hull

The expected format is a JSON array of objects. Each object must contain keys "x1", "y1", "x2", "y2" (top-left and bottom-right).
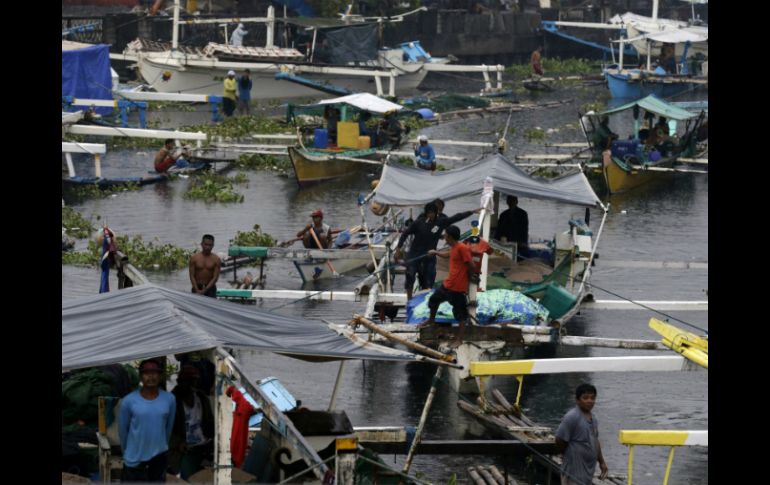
[
  {"x1": 287, "y1": 146, "x2": 380, "y2": 187},
  {"x1": 293, "y1": 257, "x2": 372, "y2": 283},
  {"x1": 602, "y1": 153, "x2": 666, "y2": 194}
]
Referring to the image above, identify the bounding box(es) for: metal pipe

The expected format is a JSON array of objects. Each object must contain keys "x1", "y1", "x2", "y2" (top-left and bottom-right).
[{"x1": 172, "y1": 0, "x2": 180, "y2": 50}]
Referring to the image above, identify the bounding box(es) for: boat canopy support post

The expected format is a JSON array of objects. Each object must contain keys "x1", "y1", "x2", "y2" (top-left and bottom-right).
[
  {"x1": 374, "y1": 75, "x2": 383, "y2": 96},
  {"x1": 172, "y1": 0, "x2": 180, "y2": 50},
  {"x1": 328, "y1": 360, "x2": 347, "y2": 411},
  {"x1": 309, "y1": 28, "x2": 317, "y2": 62},
  {"x1": 94, "y1": 153, "x2": 102, "y2": 178},
  {"x1": 266, "y1": 6, "x2": 275, "y2": 47},
  {"x1": 214, "y1": 351, "x2": 233, "y2": 485},
  {"x1": 65, "y1": 153, "x2": 76, "y2": 178},
  {"x1": 389, "y1": 72, "x2": 396, "y2": 97},
  {"x1": 214, "y1": 347, "x2": 330, "y2": 480},
  {"x1": 577, "y1": 204, "x2": 609, "y2": 296},
  {"x1": 619, "y1": 35, "x2": 625, "y2": 70},
  {"x1": 336, "y1": 438, "x2": 358, "y2": 485}
]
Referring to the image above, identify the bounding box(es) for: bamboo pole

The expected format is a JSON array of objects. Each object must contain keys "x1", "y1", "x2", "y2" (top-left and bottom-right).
[
  {"x1": 353, "y1": 315, "x2": 455, "y2": 363},
  {"x1": 403, "y1": 366, "x2": 443, "y2": 473}
]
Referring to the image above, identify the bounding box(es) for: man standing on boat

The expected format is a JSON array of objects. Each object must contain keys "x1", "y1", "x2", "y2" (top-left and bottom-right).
[
  {"x1": 297, "y1": 209, "x2": 332, "y2": 249},
  {"x1": 223, "y1": 71, "x2": 237, "y2": 117},
  {"x1": 494, "y1": 195, "x2": 529, "y2": 256},
  {"x1": 413, "y1": 135, "x2": 436, "y2": 171},
  {"x1": 395, "y1": 202, "x2": 479, "y2": 300},
  {"x1": 189, "y1": 234, "x2": 221, "y2": 297},
  {"x1": 422, "y1": 225, "x2": 476, "y2": 348},
  {"x1": 118, "y1": 359, "x2": 176, "y2": 482},
  {"x1": 555, "y1": 383, "x2": 609, "y2": 485},
  {"x1": 230, "y1": 23, "x2": 248, "y2": 47},
  {"x1": 154, "y1": 139, "x2": 189, "y2": 176},
  {"x1": 237, "y1": 69, "x2": 252, "y2": 116}
]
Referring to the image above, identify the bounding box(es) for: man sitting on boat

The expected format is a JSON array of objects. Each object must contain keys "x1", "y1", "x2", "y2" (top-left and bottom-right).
[
  {"x1": 297, "y1": 209, "x2": 332, "y2": 249},
  {"x1": 531, "y1": 46, "x2": 544, "y2": 77},
  {"x1": 154, "y1": 138, "x2": 189, "y2": 175},
  {"x1": 413, "y1": 135, "x2": 436, "y2": 171},
  {"x1": 379, "y1": 112, "x2": 406, "y2": 147},
  {"x1": 494, "y1": 195, "x2": 529, "y2": 257},
  {"x1": 645, "y1": 117, "x2": 675, "y2": 156}
]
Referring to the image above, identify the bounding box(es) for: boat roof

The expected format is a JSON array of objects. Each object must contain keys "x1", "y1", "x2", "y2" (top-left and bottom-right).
[
  {"x1": 594, "y1": 95, "x2": 700, "y2": 121},
  {"x1": 311, "y1": 93, "x2": 404, "y2": 114},
  {"x1": 62, "y1": 284, "x2": 420, "y2": 371},
  {"x1": 371, "y1": 153, "x2": 602, "y2": 208},
  {"x1": 617, "y1": 28, "x2": 708, "y2": 44}
]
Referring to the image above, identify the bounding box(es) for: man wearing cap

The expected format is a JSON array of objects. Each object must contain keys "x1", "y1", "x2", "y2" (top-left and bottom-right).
[
  {"x1": 413, "y1": 135, "x2": 436, "y2": 171},
  {"x1": 119, "y1": 359, "x2": 176, "y2": 482},
  {"x1": 169, "y1": 364, "x2": 214, "y2": 480},
  {"x1": 230, "y1": 23, "x2": 248, "y2": 47},
  {"x1": 297, "y1": 210, "x2": 332, "y2": 249},
  {"x1": 222, "y1": 70, "x2": 237, "y2": 117},
  {"x1": 423, "y1": 225, "x2": 476, "y2": 347}
]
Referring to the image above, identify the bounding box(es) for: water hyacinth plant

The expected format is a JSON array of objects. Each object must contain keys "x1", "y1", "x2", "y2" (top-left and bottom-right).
[
  {"x1": 62, "y1": 234, "x2": 193, "y2": 270},
  {"x1": 184, "y1": 172, "x2": 246, "y2": 203}
]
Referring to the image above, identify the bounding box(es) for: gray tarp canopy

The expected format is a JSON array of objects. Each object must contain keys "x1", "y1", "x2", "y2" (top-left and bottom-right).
[
  {"x1": 371, "y1": 153, "x2": 602, "y2": 208},
  {"x1": 62, "y1": 284, "x2": 418, "y2": 371}
]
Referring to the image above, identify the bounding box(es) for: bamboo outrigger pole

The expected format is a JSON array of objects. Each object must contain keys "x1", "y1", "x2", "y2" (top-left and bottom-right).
[{"x1": 352, "y1": 315, "x2": 456, "y2": 363}]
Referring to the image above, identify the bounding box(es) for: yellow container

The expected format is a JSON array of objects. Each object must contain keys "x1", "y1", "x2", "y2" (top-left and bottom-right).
[
  {"x1": 358, "y1": 135, "x2": 371, "y2": 149},
  {"x1": 337, "y1": 122, "x2": 360, "y2": 149}
]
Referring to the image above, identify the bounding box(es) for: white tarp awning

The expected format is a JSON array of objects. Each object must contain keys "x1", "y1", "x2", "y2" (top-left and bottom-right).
[{"x1": 314, "y1": 93, "x2": 403, "y2": 114}]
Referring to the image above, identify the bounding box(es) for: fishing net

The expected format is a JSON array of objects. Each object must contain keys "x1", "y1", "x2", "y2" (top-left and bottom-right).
[{"x1": 405, "y1": 288, "x2": 549, "y2": 325}]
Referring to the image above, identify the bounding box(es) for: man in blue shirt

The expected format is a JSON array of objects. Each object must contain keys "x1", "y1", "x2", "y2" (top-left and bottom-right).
[
  {"x1": 237, "y1": 69, "x2": 252, "y2": 116},
  {"x1": 119, "y1": 359, "x2": 176, "y2": 482},
  {"x1": 413, "y1": 135, "x2": 436, "y2": 171}
]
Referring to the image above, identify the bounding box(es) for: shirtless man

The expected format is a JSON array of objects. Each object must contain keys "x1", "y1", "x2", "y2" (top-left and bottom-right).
[
  {"x1": 154, "y1": 139, "x2": 187, "y2": 176},
  {"x1": 189, "y1": 234, "x2": 221, "y2": 297}
]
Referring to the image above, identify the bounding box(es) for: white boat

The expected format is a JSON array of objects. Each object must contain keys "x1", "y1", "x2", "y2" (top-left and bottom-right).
[{"x1": 112, "y1": 2, "x2": 503, "y2": 100}]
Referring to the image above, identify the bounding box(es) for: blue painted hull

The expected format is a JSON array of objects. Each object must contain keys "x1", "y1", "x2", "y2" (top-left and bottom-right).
[{"x1": 606, "y1": 72, "x2": 695, "y2": 99}]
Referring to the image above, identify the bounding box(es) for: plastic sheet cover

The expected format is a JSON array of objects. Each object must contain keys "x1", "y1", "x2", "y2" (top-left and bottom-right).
[{"x1": 62, "y1": 284, "x2": 418, "y2": 370}]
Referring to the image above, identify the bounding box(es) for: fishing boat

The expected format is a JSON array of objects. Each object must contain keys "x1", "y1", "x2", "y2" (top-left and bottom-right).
[
  {"x1": 579, "y1": 95, "x2": 707, "y2": 194},
  {"x1": 541, "y1": 0, "x2": 708, "y2": 99},
  {"x1": 365, "y1": 153, "x2": 608, "y2": 390},
  {"x1": 62, "y1": 282, "x2": 449, "y2": 483},
  {"x1": 287, "y1": 92, "x2": 406, "y2": 187}
]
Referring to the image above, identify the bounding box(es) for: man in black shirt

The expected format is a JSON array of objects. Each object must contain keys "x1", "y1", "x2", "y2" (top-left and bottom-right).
[
  {"x1": 494, "y1": 195, "x2": 529, "y2": 253},
  {"x1": 395, "y1": 201, "x2": 480, "y2": 300}
]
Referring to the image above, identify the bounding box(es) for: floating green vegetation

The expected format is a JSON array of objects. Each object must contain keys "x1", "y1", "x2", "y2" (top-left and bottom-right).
[
  {"x1": 231, "y1": 224, "x2": 276, "y2": 247},
  {"x1": 185, "y1": 115, "x2": 288, "y2": 140},
  {"x1": 146, "y1": 101, "x2": 197, "y2": 112},
  {"x1": 62, "y1": 234, "x2": 193, "y2": 270},
  {"x1": 62, "y1": 207, "x2": 98, "y2": 239},
  {"x1": 233, "y1": 153, "x2": 292, "y2": 171},
  {"x1": 506, "y1": 57, "x2": 596, "y2": 78},
  {"x1": 184, "y1": 172, "x2": 245, "y2": 203},
  {"x1": 531, "y1": 167, "x2": 562, "y2": 178},
  {"x1": 401, "y1": 116, "x2": 430, "y2": 133},
  {"x1": 581, "y1": 101, "x2": 607, "y2": 113},
  {"x1": 63, "y1": 182, "x2": 141, "y2": 201},
  {"x1": 524, "y1": 128, "x2": 546, "y2": 141}
]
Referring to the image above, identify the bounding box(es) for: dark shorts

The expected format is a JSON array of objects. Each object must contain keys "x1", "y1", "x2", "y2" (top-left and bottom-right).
[
  {"x1": 192, "y1": 284, "x2": 217, "y2": 298},
  {"x1": 223, "y1": 97, "x2": 236, "y2": 116},
  {"x1": 428, "y1": 285, "x2": 468, "y2": 322},
  {"x1": 122, "y1": 451, "x2": 167, "y2": 482}
]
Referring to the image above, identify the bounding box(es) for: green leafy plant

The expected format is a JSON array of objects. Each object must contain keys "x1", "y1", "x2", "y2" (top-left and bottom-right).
[
  {"x1": 231, "y1": 224, "x2": 276, "y2": 247},
  {"x1": 233, "y1": 153, "x2": 292, "y2": 171},
  {"x1": 184, "y1": 172, "x2": 245, "y2": 203},
  {"x1": 62, "y1": 207, "x2": 98, "y2": 239},
  {"x1": 62, "y1": 234, "x2": 194, "y2": 270},
  {"x1": 63, "y1": 181, "x2": 141, "y2": 201},
  {"x1": 524, "y1": 128, "x2": 546, "y2": 141}
]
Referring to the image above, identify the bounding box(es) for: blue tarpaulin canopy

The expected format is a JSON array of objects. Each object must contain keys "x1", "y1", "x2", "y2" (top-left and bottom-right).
[{"x1": 62, "y1": 41, "x2": 113, "y2": 115}]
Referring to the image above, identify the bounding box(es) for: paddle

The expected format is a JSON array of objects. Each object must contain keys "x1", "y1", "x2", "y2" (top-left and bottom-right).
[
  {"x1": 278, "y1": 228, "x2": 349, "y2": 248},
  {"x1": 309, "y1": 227, "x2": 339, "y2": 277}
]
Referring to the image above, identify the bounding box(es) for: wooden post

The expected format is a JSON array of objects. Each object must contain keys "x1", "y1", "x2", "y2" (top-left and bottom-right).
[
  {"x1": 335, "y1": 437, "x2": 358, "y2": 485},
  {"x1": 65, "y1": 153, "x2": 76, "y2": 178},
  {"x1": 214, "y1": 353, "x2": 233, "y2": 485},
  {"x1": 353, "y1": 315, "x2": 455, "y2": 362},
  {"x1": 403, "y1": 366, "x2": 443, "y2": 473}
]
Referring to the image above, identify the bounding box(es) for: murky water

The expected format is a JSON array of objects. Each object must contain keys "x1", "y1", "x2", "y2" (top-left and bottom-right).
[{"x1": 62, "y1": 84, "x2": 707, "y2": 484}]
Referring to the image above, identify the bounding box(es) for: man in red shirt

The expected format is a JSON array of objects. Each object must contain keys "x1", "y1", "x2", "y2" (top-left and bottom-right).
[{"x1": 422, "y1": 225, "x2": 476, "y2": 347}]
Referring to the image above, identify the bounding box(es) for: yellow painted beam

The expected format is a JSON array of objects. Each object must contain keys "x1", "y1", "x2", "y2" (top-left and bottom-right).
[
  {"x1": 470, "y1": 360, "x2": 535, "y2": 376},
  {"x1": 619, "y1": 430, "x2": 689, "y2": 446},
  {"x1": 649, "y1": 318, "x2": 708, "y2": 369},
  {"x1": 336, "y1": 437, "x2": 358, "y2": 451}
]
